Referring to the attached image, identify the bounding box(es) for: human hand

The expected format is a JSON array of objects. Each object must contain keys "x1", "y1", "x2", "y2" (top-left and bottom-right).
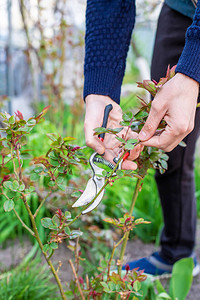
[
  {"x1": 138, "y1": 73, "x2": 199, "y2": 152},
  {"x1": 84, "y1": 95, "x2": 143, "y2": 169}
]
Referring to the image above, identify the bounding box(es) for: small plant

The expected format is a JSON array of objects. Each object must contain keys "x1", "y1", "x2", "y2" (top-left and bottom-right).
[{"x1": 0, "y1": 66, "x2": 180, "y2": 299}]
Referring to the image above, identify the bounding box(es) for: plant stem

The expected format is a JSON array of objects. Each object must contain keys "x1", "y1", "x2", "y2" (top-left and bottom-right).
[
  {"x1": 0, "y1": 187, "x2": 35, "y2": 236},
  {"x1": 10, "y1": 145, "x2": 19, "y2": 180},
  {"x1": 69, "y1": 259, "x2": 85, "y2": 300},
  {"x1": 33, "y1": 191, "x2": 51, "y2": 218},
  {"x1": 117, "y1": 178, "x2": 142, "y2": 276},
  {"x1": 13, "y1": 207, "x2": 35, "y2": 236},
  {"x1": 22, "y1": 193, "x2": 66, "y2": 300},
  {"x1": 107, "y1": 235, "x2": 126, "y2": 282},
  {"x1": 16, "y1": 149, "x2": 22, "y2": 181},
  {"x1": 47, "y1": 249, "x2": 55, "y2": 260}
]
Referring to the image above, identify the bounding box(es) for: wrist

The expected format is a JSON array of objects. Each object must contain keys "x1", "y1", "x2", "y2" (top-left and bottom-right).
[{"x1": 85, "y1": 94, "x2": 120, "y2": 109}]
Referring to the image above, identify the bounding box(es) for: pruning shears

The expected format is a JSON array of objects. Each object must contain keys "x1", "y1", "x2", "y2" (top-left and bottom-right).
[{"x1": 73, "y1": 104, "x2": 130, "y2": 214}]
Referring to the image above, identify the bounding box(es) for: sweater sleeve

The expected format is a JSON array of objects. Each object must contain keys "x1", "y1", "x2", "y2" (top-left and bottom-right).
[
  {"x1": 176, "y1": 1, "x2": 200, "y2": 83},
  {"x1": 83, "y1": 0, "x2": 136, "y2": 104}
]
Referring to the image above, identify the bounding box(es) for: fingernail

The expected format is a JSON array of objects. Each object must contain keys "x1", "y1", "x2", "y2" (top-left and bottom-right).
[{"x1": 139, "y1": 131, "x2": 147, "y2": 140}]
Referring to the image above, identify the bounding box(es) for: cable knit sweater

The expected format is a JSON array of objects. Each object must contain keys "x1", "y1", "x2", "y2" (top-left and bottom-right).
[{"x1": 84, "y1": 0, "x2": 200, "y2": 105}]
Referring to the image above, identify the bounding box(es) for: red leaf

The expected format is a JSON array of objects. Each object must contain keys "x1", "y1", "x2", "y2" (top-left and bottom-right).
[{"x1": 15, "y1": 110, "x2": 24, "y2": 120}]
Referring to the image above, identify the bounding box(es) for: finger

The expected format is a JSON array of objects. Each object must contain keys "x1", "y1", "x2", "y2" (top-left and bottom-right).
[
  {"x1": 141, "y1": 130, "x2": 182, "y2": 152},
  {"x1": 84, "y1": 121, "x2": 105, "y2": 154},
  {"x1": 128, "y1": 143, "x2": 143, "y2": 160},
  {"x1": 138, "y1": 101, "x2": 166, "y2": 141},
  {"x1": 122, "y1": 160, "x2": 137, "y2": 170}
]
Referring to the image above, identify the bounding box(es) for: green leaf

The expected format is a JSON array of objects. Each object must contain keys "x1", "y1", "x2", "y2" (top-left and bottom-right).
[
  {"x1": 161, "y1": 154, "x2": 169, "y2": 161},
  {"x1": 64, "y1": 227, "x2": 71, "y2": 235},
  {"x1": 70, "y1": 230, "x2": 83, "y2": 239},
  {"x1": 41, "y1": 217, "x2": 54, "y2": 228},
  {"x1": 57, "y1": 176, "x2": 64, "y2": 184},
  {"x1": 156, "y1": 292, "x2": 171, "y2": 300},
  {"x1": 63, "y1": 136, "x2": 76, "y2": 142},
  {"x1": 50, "y1": 242, "x2": 58, "y2": 249},
  {"x1": 71, "y1": 191, "x2": 81, "y2": 198},
  {"x1": 116, "y1": 170, "x2": 124, "y2": 178},
  {"x1": 30, "y1": 173, "x2": 40, "y2": 182},
  {"x1": 133, "y1": 280, "x2": 141, "y2": 292},
  {"x1": 52, "y1": 215, "x2": 60, "y2": 227},
  {"x1": 3, "y1": 181, "x2": 13, "y2": 190},
  {"x1": 109, "y1": 128, "x2": 123, "y2": 134},
  {"x1": 4, "y1": 199, "x2": 14, "y2": 212},
  {"x1": 48, "y1": 181, "x2": 55, "y2": 187},
  {"x1": 179, "y1": 141, "x2": 187, "y2": 147},
  {"x1": 160, "y1": 160, "x2": 168, "y2": 170},
  {"x1": 50, "y1": 159, "x2": 60, "y2": 167},
  {"x1": 65, "y1": 211, "x2": 71, "y2": 220},
  {"x1": 9, "y1": 115, "x2": 15, "y2": 124},
  {"x1": 123, "y1": 112, "x2": 133, "y2": 121},
  {"x1": 155, "y1": 279, "x2": 167, "y2": 294},
  {"x1": 43, "y1": 244, "x2": 51, "y2": 253},
  {"x1": 169, "y1": 258, "x2": 193, "y2": 300},
  {"x1": 94, "y1": 127, "x2": 107, "y2": 134},
  {"x1": 19, "y1": 184, "x2": 25, "y2": 191},
  {"x1": 27, "y1": 119, "x2": 36, "y2": 126},
  {"x1": 127, "y1": 139, "x2": 138, "y2": 144},
  {"x1": 20, "y1": 152, "x2": 33, "y2": 160},
  {"x1": 1, "y1": 147, "x2": 10, "y2": 156},
  {"x1": 57, "y1": 183, "x2": 66, "y2": 191},
  {"x1": 100, "y1": 282, "x2": 110, "y2": 293},
  {"x1": 27, "y1": 186, "x2": 35, "y2": 193},
  {"x1": 115, "y1": 136, "x2": 126, "y2": 143},
  {"x1": 134, "y1": 110, "x2": 149, "y2": 120},
  {"x1": 46, "y1": 133, "x2": 58, "y2": 141},
  {"x1": 12, "y1": 180, "x2": 19, "y2": 190},
  {"x1": 124, "y1": 143, "x2": 135, "y2": 150},
  {"x1": 34, "y1": 166, "x2": 44, "y2": 173}
]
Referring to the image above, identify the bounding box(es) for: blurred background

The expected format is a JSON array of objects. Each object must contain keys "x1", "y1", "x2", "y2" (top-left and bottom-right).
[{"x1": 1, "y1": 0, "x2": 200, "y2": 298}]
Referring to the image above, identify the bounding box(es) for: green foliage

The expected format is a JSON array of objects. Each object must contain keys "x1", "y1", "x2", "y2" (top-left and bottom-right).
[
  {"x1": 0, "y1": 260, "x2": 58, "y2": 300},
  {"x1": 141, "y1": 258, "x2": 194, "y2": 300},
  {"x1": 169, "y1": 258, "x2": 194, "y2": 300}
]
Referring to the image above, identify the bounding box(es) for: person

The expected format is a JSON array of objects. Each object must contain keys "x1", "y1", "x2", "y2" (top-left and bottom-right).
[{"x1": 83, "y1": 0, "x2": 200, "y2": 276}]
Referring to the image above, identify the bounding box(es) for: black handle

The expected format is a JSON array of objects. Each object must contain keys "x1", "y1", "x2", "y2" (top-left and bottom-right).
[{"x1": 98, "y1": 104, "x2": 113, "y2": 141}]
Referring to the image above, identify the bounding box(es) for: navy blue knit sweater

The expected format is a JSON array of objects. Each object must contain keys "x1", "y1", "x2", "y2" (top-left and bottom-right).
[{"x1": 84, "y1": 0, "x2": 200, "y2": 105}]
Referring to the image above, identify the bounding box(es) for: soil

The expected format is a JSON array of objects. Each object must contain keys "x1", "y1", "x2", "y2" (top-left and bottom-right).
[{"x1": 1, "y1": 223, "x2": 200, "y2": 299}]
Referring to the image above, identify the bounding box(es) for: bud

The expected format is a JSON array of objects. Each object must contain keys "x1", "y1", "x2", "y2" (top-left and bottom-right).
[{"x1": 125, "y1": 264, "x2": 130, "y2": 272}]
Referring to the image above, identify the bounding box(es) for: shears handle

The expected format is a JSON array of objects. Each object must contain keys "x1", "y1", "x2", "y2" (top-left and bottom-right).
[
  {"x1": 98, "y1": 104, "x2": 113, "y2": 142},
  {"x1": 98, "y1": 104, "x2": 130, "y2": 162}
]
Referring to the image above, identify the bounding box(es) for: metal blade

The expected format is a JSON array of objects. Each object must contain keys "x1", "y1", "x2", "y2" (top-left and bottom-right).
[
  {"x1": 72, "y1": 178, "x2": 96, "y2": 207},
  {"x1": 82, "y1": 177, "x2": 105, "y2": 214},
  {"x1": 81, "y1": 188, "x2": 105, "y2": 214}
]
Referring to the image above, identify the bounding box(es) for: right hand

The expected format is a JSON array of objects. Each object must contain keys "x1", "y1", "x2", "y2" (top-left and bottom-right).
[{"x1": 84, "y1": 94, "x2": 143, "y2": 170}]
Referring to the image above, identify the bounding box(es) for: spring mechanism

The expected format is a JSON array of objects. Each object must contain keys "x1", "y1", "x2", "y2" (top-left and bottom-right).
[{"x1": 93, "y1": 156, "x2": 115, "y2": 170}]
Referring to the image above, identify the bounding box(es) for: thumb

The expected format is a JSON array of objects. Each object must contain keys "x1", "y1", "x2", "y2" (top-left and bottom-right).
[{"x1": 138, "y1": 104, "x2": 165, "y2": 141}]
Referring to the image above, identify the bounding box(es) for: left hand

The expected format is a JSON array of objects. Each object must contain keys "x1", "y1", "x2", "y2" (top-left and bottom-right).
[{"x1": 138, "y1": 73, "x2": 199, "y2": 152}]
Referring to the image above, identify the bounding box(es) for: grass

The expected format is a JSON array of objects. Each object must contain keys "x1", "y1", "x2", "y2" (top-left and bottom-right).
[{"x1": 0, "y1": 259, "x2": 58, "y2": 300}]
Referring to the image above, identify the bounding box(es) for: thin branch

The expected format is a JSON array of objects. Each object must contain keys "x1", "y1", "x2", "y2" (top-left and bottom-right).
[
  {"x1": 47, "y1": 249, "x2": 55, "y2": 260},
  {"x1": 13, "y1": 207, "x2": 35, "y2": 236},
  {"x1": 69, "y1": 259, "x2": 85, "y2": 300},
  {"x1": 107, "y1": 235, "x2": 126, "y2": 282},
  {"x1": 33, "y1": 191, "x2": 51, "y2": 218}
]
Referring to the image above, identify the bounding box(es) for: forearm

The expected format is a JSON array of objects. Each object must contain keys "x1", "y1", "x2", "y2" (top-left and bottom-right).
[
  {"x1": 176, "y1": 0, "x2": 200, "y2": 83},
  {"x1": 84, "y1": 0, "x2": 136, "y2": 104}
]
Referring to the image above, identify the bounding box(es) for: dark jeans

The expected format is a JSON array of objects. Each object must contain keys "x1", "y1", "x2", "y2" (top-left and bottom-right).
[{"x1": 151, "y1": 3, "x2": 200, "y2": 263}]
